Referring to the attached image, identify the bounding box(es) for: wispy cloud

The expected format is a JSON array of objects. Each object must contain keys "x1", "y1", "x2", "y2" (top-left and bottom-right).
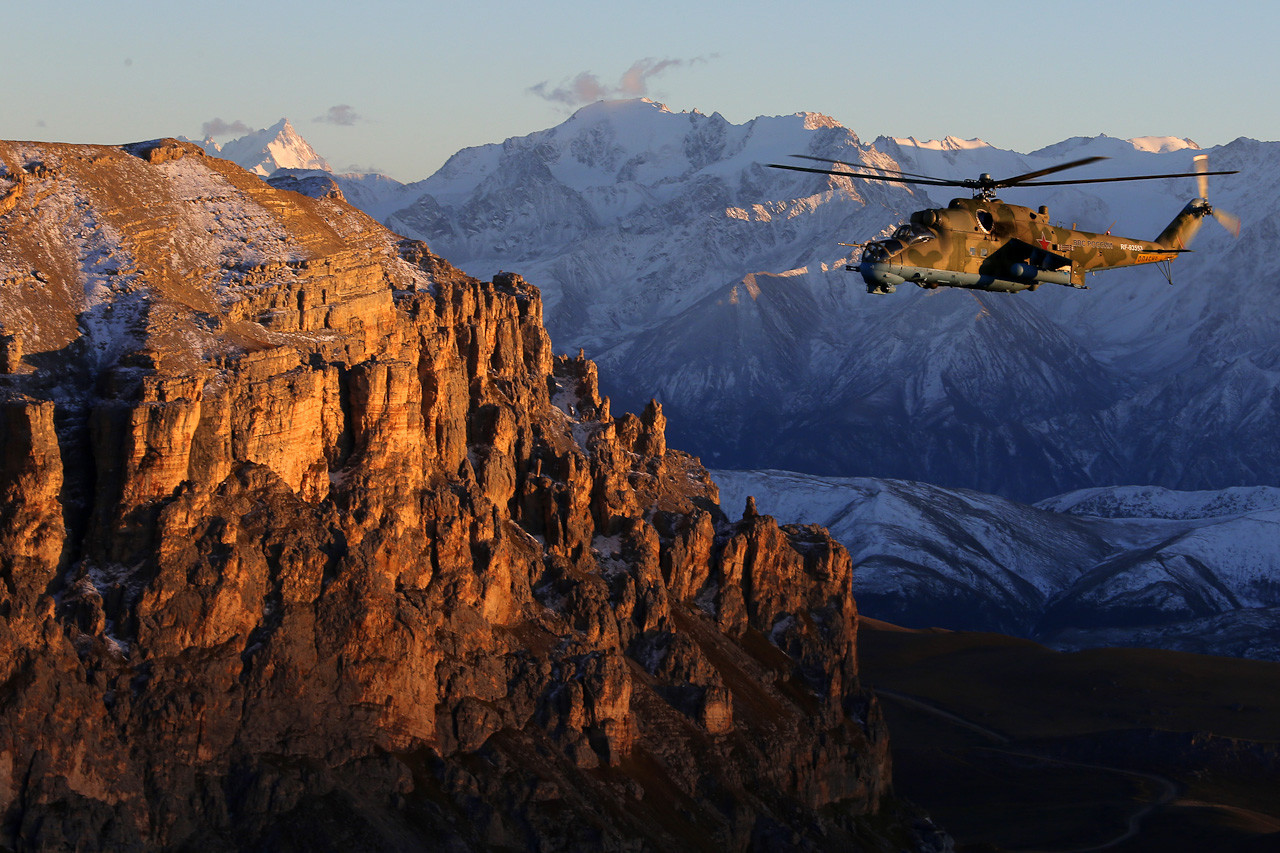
[
  {"x1": 528, "y1": 56, "x2": 713, "y2": 107},
  {"x1": 202, "y1": 118, "x2": 251, "y2": 138},
  {"x1": 314, "y1": 104, "x2": 362, "y2": 126}
]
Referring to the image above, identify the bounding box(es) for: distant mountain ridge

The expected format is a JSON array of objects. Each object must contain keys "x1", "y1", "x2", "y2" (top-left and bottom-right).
[
  {"x1": 272, "y1": 101, "x2": 1280, "y2": 504},
  {"x1": 714, "y1": 469, "x2": 1280, "y2": 661}
]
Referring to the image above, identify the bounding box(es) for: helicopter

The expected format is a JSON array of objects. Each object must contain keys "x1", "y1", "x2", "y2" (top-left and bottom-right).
[{"x1": 768, "y1": 154, "x2": 1239, "y2": 294}]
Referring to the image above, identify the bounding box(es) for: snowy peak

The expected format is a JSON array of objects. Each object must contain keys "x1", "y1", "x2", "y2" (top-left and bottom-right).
[
  {"x1": 207, "y1": 119, "x2": 331, "y2": 176},
  {"x1": 1128, "y1": 136, "x2": 1200, "y2": 154},
  {"x1": 574, "y1": 97, "x2": 672, "y2": 117},
  {"x1": 404, "y1": 97, "x2": 869, "y2": 223},
  {"x1": 870, "y1": 134, "x2": 1017, "y2": 186},
  {"x1": 513, "y1": 99, "x2": 856, "y2": 185},
  {"x1": 881, "y1": 135, "x2": 993, "y2": 153},
  {"x1": 799, "y1": 112, "x2": 842, "y2": 130},
  {"x1": 1030, "y1": 133, "x2": 1200, "y2": 160}
]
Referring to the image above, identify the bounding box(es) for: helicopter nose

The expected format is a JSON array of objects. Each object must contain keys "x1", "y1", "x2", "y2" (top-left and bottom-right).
[{"x1": 863, "y1": 244, "x2": 889, "y2": 263}]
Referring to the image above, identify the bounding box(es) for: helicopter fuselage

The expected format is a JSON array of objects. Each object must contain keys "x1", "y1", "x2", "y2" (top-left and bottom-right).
[{"x1": 852, "y1": 196, "x2": 1189, "y2": 295}]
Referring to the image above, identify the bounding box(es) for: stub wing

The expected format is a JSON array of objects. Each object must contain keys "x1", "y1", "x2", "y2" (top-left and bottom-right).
[{"x1": 1005, "y1": 239, "x2": 1073, "y2": 271}]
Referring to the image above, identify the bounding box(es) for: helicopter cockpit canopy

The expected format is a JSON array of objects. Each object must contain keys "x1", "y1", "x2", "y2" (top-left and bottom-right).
[
  {"x1": 892, "y1": 223, "x2": 935, "y2": 245},
  {"x1": 862, "y1": 222, "x2": 938, "y2": 264}
]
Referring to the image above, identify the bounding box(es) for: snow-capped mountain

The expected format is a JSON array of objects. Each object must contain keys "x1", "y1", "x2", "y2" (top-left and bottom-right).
[
  {"x1": 194, "y1": 119, "x2": 330, "y2": 176},
  {"x1": 153, "y1": 108, "x2": 1280, "y2": 658},
  {"x1": 385, "y1": 100, "x2": 900, "y2": 344},
  {"x1": 714, "y1": 469, "x2": 1280, "y2": 660},
  {"x1": 329, "y1": 99, "x2": 1280, "y2": 502}
]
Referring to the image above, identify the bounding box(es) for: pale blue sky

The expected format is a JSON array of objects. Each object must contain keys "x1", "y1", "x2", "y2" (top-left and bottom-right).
[{"x1": 6, "y1": 0, "x2": 1274, "y2": 181}]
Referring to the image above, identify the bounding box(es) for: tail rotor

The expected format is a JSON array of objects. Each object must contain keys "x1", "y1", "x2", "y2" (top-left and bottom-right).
[{"x1": 1194, "y1": 154, "x2": 1241, "y2": 237}]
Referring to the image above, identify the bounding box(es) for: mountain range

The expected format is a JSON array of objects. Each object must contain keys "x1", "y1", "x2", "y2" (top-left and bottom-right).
[
  {"x1": 714, "y1": 470, "x2": 1280, "y2": 661},
  {"x1": 204, "y1": 105, "x2": 1280, "y2": 659},
  {"x1": 4, "y1": 110, "x2": 1278, "y2": 849},
  {"x1": 241, "y1": 99, "x2": 1280, "y2": 504}
]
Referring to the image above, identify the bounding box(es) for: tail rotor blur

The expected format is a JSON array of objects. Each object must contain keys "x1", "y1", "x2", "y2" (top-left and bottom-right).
[{"x1": 1194, "y1": 154, "x2": 1241, "y2": 237}]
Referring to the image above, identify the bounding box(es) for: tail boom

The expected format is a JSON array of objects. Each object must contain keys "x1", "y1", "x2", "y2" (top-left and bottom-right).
[{"x1": 1155, "y1": 198, "x2": 1212, "y2": 250}]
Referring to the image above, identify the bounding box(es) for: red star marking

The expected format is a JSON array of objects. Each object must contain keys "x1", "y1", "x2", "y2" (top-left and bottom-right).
[{"x1": 1036, "y1": 238, "x2": 1051, "y2": 250}]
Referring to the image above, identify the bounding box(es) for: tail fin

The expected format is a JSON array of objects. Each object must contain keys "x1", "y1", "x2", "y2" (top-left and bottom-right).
[
  {"x1": 1155, "y1": 155, "x2": 1240, "y2": 248},
  {"x1": 1155, "y1": 199, "x2": 1210, "y2": 250}
]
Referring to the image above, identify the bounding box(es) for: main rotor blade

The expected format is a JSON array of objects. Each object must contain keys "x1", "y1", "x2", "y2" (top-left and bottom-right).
[
  {"x1": 1015, "y1": 169, "x2": 1238, "y2": 188},
  {"x1": 995, "y1": 156, "x2": 1109, "y2": 187},
  {"x1": 787, "y1": 154, "x2": 942, "y2": 181},
  {"x1": 766, "y1": 162, "x2": 960, "y2": 187}
]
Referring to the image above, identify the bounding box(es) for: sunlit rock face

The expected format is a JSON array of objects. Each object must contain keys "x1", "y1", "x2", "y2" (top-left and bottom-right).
[{"x1": 0, "y1": 139, "x2": 906, "y2": 851}]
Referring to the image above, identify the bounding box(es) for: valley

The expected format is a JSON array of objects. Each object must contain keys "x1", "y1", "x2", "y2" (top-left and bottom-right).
[{"x1": 858, "y1": 619, "x2": 1280, "y2": 852}]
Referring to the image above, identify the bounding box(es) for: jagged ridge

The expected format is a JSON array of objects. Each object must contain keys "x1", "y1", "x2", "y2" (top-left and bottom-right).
[{"x1": 0, "y1": 138, "x2": 922, "y2": 851}]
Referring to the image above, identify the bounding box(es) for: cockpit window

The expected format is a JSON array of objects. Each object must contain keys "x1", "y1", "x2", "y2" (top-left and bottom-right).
[{"x1": 892, "y1": 223, "x2": 935, "y2": 245}]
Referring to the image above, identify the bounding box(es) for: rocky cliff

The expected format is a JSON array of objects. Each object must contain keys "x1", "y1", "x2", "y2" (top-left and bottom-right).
[{"x1": 0, "y1": 139, "x2": 910, "y2": 850}]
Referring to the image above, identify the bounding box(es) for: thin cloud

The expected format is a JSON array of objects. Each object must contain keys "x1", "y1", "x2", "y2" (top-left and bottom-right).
[
  {"x1": 202, "y1": 118, "x2": 251, "y2": 138},
  {"x1": 314, "y1": 105, "x2": 362, "y2": 126},
  {"x1": 528, "y1": 56, "x2": 713, "y2": 107}
]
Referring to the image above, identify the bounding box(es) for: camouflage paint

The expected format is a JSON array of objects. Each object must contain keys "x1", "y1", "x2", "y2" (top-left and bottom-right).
[{"x1": 852, "y1": 196, "x2": 1200, "y2": 295}]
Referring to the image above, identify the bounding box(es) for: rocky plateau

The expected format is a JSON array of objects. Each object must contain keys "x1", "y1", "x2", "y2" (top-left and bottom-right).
[{"x1": 0, "y1": 139, "x2": 927, "y2": 850}]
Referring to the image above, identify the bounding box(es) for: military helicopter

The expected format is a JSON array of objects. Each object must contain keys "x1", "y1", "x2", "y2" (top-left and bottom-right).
[{"x1": 769, "y1": 154, "x2": 1239, "y2": 294}]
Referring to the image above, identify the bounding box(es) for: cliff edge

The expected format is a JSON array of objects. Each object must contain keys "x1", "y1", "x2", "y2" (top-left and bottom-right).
[{"x1": 0, "y1": 139, "x2": 908, "y2": 850}]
